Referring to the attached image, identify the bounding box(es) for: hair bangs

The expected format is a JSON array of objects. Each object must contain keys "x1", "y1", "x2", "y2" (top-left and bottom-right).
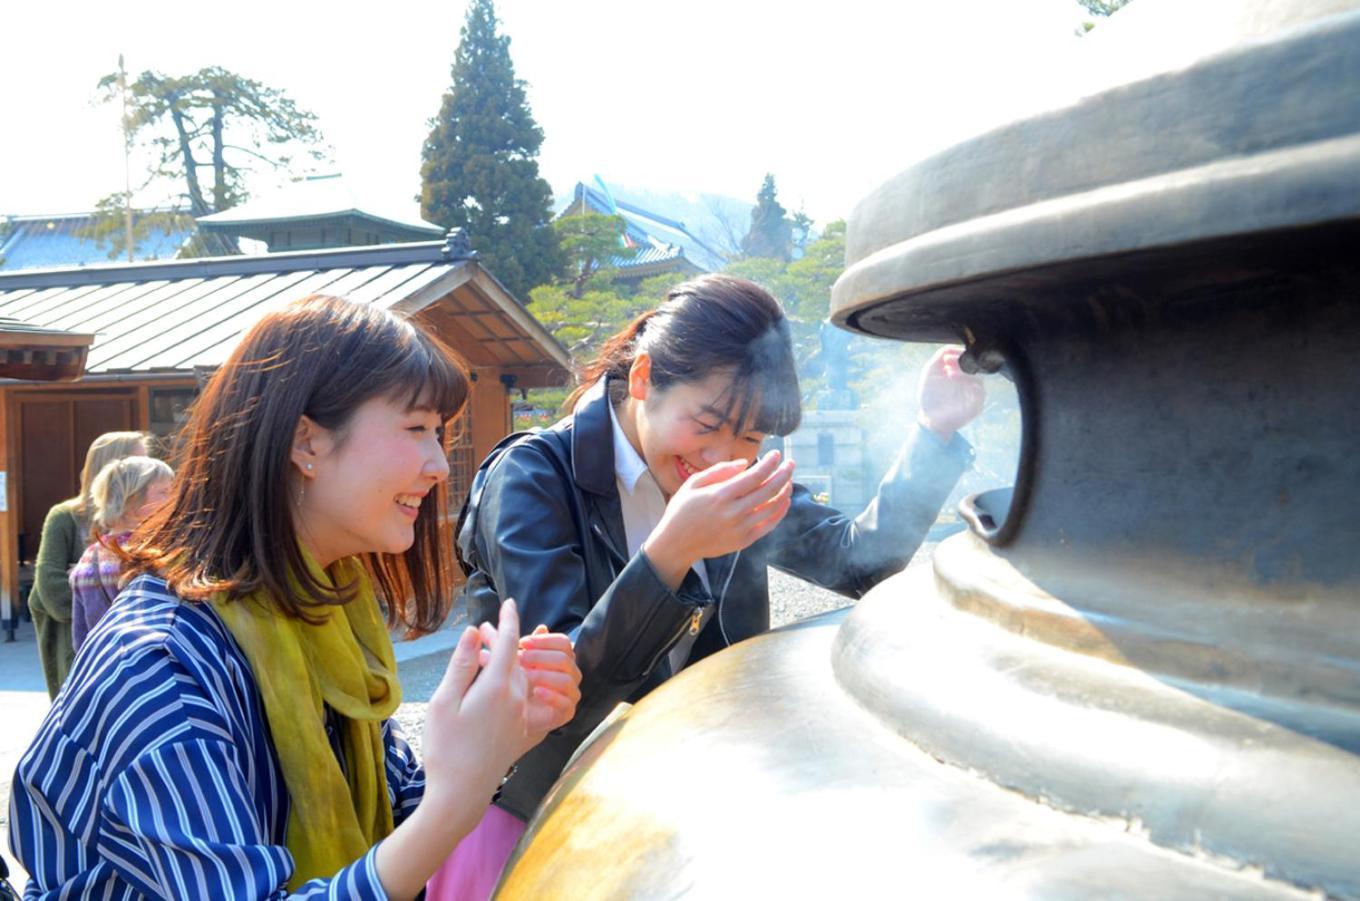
[
  {"x1": 726, "y1": 320, "x2": 802, "y2": 436},
  {"x1": 714, "y1": 358, "x2": 802, "y2": 438},
  {"x1": 386, "y1": 323, "x2": 470, "y2": 422}
]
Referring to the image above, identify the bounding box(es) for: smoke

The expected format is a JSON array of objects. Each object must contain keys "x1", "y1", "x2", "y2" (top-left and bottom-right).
[{"x1": 853, "y1": 339, "x2": 1023, "y2": 522}]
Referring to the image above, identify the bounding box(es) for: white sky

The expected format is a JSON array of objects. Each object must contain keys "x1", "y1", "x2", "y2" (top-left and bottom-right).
[{"x1": 0, "y1": 0, "x2": 1093, "y2": 227}]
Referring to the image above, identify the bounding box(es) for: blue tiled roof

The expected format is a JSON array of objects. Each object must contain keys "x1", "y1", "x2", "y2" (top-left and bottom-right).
[
  {"x1": 571, "y1": 184, "x2": 728, "y2": 273},
  {"x1": 0, "y1": 213, "x2": 192, "y2": 271},
  {"x1": 621, "y1": 244, "x2": 684, "y2": 268}
]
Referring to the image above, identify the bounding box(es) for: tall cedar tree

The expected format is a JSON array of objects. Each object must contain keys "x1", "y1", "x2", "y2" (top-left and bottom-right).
[
  {"x1": 421, "y1": 0, "x2": 564, "y2": 298},
  {"x1": 740, "y1": 174, "x2": 793, "y2": 261}
]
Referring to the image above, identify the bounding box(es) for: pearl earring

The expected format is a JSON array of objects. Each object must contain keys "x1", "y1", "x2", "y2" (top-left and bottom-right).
[{"x1": 297, "y1": 463, "x2": 314, "y2": 506}]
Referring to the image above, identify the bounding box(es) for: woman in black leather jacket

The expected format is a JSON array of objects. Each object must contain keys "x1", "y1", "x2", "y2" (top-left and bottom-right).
[{"x1": 439, "y1": 274, "x2": 982, "y2": 895}]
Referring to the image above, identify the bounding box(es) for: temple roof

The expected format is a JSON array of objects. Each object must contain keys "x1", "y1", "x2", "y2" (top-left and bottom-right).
[
  {"x1": 197, "y1": 174, "x2": 442, "y2": 242},
  {"x1": 565, "y1": 181, "x2": 728, "y2": 274},
  {"x1": 0, "y1": 212, "x2": 192, "y2": 271}
]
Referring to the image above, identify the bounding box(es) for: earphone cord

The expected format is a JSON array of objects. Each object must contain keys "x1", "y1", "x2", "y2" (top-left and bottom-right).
[{"x1": 716, "y1": 550, "x2": 740, "y2": 646}]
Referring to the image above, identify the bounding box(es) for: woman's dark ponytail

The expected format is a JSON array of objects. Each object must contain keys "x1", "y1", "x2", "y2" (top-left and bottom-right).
[{"x1": 566, "y1": 309, "x2": 659, "y2": 409}]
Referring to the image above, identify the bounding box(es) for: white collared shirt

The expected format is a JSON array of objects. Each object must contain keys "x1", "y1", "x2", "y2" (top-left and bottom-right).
[{"x1": 608, "y1": 398, "x2": 713, "y2": 671}]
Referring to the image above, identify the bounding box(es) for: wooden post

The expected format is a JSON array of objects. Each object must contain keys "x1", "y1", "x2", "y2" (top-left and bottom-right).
[
  {"x1": 1, "y1": 387, "x2": 14, "y2": 632},
  {"x1": 137, "y1": 385, "x2": 151, "y2": 431},
  {"x1": 469, "y1": 367, "x2": 513, "y2": 464}
]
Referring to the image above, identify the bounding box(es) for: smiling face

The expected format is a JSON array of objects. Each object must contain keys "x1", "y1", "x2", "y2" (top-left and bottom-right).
[
  {"x1": 291, "y1": 393, "x2": 450, "y2": 566},
  {"x1": 625, "y1": 363, "x2": 769, "y2": 498}
]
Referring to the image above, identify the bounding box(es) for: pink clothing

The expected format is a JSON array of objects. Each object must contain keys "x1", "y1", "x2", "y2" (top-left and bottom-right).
[{"x1": 425, "y1": 804, "x2": 527, "y2": 900}]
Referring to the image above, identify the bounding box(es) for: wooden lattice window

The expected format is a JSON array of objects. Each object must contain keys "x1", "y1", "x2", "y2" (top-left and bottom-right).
[{"x1": 445, "y1": 407, "x2": 476, "y2": 515}]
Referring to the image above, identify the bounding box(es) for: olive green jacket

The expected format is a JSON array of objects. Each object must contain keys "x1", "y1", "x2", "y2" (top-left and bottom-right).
[{"x1": 29, "y1": 499, "x2": 83, "y2": 698}]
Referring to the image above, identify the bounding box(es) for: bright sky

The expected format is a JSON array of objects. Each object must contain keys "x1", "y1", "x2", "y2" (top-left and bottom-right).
[{"x1": 0, "y1": 0, "x2": 1093, "y2": 227}]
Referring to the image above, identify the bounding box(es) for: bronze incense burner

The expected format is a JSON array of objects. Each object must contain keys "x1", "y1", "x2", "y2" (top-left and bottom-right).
[{"x1": 498, "y1": 2, "x2": 1360, "y2": 896}]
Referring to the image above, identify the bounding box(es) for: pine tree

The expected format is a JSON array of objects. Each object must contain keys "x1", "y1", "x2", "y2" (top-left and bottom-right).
[
  {"x1": 1076, "y1": 0, "x2": 1132, "y2": 34},
  {"x1": 420, "y1": 0, "x2": 564, "y2": 298},
  {"x1": 92, "y1": 65, "x2": 326, "y2": 257},
  {"x1": 553, "y1": 211, "x2": 637, "y2": 298},
  {"x1": 740, "y1": 174, "x2": 793, "y2": 262}
]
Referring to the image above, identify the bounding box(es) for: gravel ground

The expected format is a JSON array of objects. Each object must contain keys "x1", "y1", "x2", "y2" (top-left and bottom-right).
[
  {"x1": 766, "y1": 565, "x2": 851, "y2": 629},
  {"x1": 393, "y1": 549, "x2": 937, "y2": 754},
  {"x1": 768, "y1": 542, "x2": 936, "y2": 628}
]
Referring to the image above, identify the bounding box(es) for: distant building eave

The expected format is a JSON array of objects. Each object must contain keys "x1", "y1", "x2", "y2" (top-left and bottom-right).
[
  {"x1": 0, "y1": 210, "x2": 194, "y2": 272},
  {"x1": 194, "y1": 174, "x2": 443, "y2": 238},
  {"x1": 0, "y1": 314, "x2": 93, "y2": 381},
  {"x1": 197, "y1": 208, "x2": 443, "y2": 238}
]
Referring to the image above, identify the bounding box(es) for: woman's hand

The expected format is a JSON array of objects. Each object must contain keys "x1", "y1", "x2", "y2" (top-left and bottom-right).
[
  {"x1": 477, "y1": 622, "x2": 581, "y2": 744},
  {"x1": 520, "y1": 626, "x2": 581, "y2": 736},
  {"x1": 376, "y1": 600, "x2": 528, "y2": 900},
  {"x1": 421, "y1": 599, "x2": 529, "y2": 809},
  {"x1": 918, "y1": 345, "x2": 985, "y2": 442},
  {"x1": 642, "y1": 451, "x2": 795, "y2": 589}
]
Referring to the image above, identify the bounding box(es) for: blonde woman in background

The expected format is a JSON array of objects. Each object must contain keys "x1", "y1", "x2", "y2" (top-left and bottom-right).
[
  {"x1": 28, "y1": 430, "x2": 148, "y2": 698},
  {"x1": 70, "y1": 455, "x2": 174, "y2": 650}
]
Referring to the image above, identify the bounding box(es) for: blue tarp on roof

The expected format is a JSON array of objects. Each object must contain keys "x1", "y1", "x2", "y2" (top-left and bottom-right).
[{"x1": 0, "y1": 213, "x2": 192, "y2": 271}]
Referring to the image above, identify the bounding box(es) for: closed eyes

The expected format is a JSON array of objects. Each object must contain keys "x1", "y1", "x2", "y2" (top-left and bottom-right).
[{"x1": 693, "y1": 417, "x2": 765, "y2": 445}]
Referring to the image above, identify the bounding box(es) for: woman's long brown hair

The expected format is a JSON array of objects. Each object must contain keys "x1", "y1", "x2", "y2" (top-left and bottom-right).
[{"x1": 123, "y1": 295, "x2": 468, "y2": 633}]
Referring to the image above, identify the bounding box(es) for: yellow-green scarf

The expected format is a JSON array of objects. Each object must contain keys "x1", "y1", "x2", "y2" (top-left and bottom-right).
[{"x1": 209, "y1": 553, "x2": 401, "y2": 889}]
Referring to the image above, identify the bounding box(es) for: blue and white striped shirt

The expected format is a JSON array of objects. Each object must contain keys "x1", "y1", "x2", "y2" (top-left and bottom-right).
[{"x1": 8, "y1": 574, "x2": 424, "y2": 899}]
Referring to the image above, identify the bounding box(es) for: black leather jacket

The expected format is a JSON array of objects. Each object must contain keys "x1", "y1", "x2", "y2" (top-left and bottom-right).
[{"x1": 457, "y1": 379, "x2": 972, "y2": 820}]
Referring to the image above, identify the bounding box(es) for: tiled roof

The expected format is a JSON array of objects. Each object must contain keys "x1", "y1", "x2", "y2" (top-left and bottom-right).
[
  {"x1": 0, "y1": 240, "x2": 568, "y2": 378},
  {"x1": 624, "y1": 244, "x2": 684, "y2": 267},
  {"x1": 571, "y1": 183, "x2": 729, "y2": 273},
  {"x1": 0, "y1": 213, "x2": 192, "y2": 272}
]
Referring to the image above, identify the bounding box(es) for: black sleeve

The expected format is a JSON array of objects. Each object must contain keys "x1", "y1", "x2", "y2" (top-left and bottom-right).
[{"x1": 766, "y1": 424, "x2": 973, "y2": 598}]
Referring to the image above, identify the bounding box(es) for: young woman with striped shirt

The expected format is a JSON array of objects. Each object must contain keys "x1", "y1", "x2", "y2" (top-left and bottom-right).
[{"x1": 8, "y1": 295, "x2": 581, "y2": 899}]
